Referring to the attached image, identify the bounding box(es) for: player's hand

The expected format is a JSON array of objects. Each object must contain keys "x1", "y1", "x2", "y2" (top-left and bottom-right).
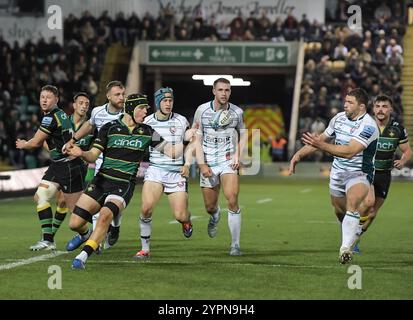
[
  {"x1": 184, "y1": 122, "x2": 200, "y2": 141},
  {"x1": 231, "y1": 153, "x2": 240, "y2": 170},
  {"x1": 288, "y1": 154, "x2": 300, "y2": 175},
  {"x1": 181, "y1": 164, "x2": 190, "y2": 178},
  {"x1": 302, "y1": 132, "x2": 321, "y2": 148},
  {"x1": 63, "y1": 139, "x2": 75, "y2": 154},
  {"x1": 199, "y1": 163, "x2": 212, "y2": 177},
  {"x1": 16, "y1": 139, "x2": 27, "y2": 149},
  {"x1": 66, "y1": 145, "x2": 82, "y2": 157},
  {"x1": 394, "y1": 159, "x2": 405, "y2": 170}
]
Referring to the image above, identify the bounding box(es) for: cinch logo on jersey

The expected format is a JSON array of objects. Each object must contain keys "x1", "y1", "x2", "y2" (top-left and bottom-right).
[
  {"x1": 108, "y1": 135, "x2": 151, "y2": 150},
  {"x1": 114, "y1": 138, "x2": 143, "y2": 148},
  {"x1": 377, "y1": 140, "x2": 397, "y2": 151}
]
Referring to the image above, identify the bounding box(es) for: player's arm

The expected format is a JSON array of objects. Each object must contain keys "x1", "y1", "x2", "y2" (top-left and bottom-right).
[
  {"x1": 16, "y1": 129, "x2": 49, "y2": 150},
  {"x1": 302, "y1": 132, "x2": 365, "y2": 158},
  {"x1": 67, "y1": 145, "x2": 101, "y2": 163},
  {"x1": 71, "y1": 120, "x2": 93, "y2": 143},
  {"x1": 394, "y1": 142, "x2": 412, "y2": 169},
  {"x1": 288, "y1": 133, "x2": 329, "y2": 175},
  {"x1": 181, "y1": 138, "x2": 197, "y2": 177}
]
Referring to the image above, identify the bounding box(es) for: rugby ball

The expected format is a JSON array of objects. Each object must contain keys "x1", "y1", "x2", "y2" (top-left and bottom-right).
[{"x1": 217, "y1": 110, "x2": 231, "y2": 127}]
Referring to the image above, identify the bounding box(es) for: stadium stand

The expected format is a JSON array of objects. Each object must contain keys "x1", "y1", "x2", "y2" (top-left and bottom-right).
[{"x1": 0, "y1": 0, "x2": 408, "y2": 169}]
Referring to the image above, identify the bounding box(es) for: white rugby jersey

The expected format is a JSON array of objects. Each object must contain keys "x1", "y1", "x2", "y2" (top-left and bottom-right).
[
  {"x1": 144, "y1": 112, "x2": 189, "y2": 172},
  {"x1": 90, "y1": 103, "x2": 122, "y2": 132},
  {"x1": 324, "y1": 111, "x2": 379, "y2": 180},
  {"x1": 89, "y1": 103, "x2": 122, "y2": 166},
  {"x1": 193, "y1": 101, "x2": 245, "y2": 166}
]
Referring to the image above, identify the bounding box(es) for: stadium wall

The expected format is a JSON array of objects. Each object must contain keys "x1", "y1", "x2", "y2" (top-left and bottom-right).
[{"x1": 45, "y1": 0, "x2": 326, "y2": 23}]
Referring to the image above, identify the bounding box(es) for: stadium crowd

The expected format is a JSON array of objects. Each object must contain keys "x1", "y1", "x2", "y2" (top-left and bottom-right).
[{"x1": 0, "y1": 0, "x2": 406, "y2": 168}]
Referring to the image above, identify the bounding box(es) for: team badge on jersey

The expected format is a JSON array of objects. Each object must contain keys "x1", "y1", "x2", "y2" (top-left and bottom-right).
[
  {"x1": 170, "y1": 126, "x2": 177, "y2": 134},
  {"x1": 137, "y1": 127, "x2": 144, "y2": 135},
  {"x1": 388, "y1": 129, "x2": 395, "y2": 137}
]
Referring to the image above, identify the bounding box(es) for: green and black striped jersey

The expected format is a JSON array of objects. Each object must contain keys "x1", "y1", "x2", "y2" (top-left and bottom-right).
[
  {"x1": 39, "y1": 107, "x2": 73, "y2": 162},
  {"x1": 69, "y1": 115, "x2": 95, "y2": 151},
  {"x1": 93, "y1": 116, "x2": 163, "y2": 182},
  {"x1": 375, "y1": 118, "x2": 408, "y2": 171}
]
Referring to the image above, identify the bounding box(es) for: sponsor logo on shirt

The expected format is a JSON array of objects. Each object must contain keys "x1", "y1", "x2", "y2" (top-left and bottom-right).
[
  {"x1": 41, "y1": 117, "x2": 53, "y2": 126},
  {"x1": 359, "y1": 125, "x2": 375, "y2": 140}
]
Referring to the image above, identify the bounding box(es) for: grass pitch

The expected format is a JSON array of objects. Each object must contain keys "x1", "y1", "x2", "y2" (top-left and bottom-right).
[{"x1": 0, "y1": 178, "x2": 412, "y2": 300}]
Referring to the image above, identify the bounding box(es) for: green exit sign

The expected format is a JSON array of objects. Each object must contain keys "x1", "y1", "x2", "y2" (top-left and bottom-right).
[
  {"x1": 146, "y1": 43, "x2": 291, "y2": 66},
  {"x1": 245, "y1": 46, "x2": 288, "y2": 63}
]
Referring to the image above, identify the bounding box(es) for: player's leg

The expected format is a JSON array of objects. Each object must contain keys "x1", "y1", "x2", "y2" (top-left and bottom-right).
[
  {"x1": 134, "y1": 181, "x2": 163, "y2": 259},
  {"x1": 72, "y1": 198, "x2": 124, "y2": 269},
  {"x1": 362, "y1": 171, "x2": 390, "y2": 232},
  {"x1": 167, "y1": 191, "x2": 193, "y2": 238},
  {"x1": 200, "y1": 168, "x2": 221, "y2": 238},
  {"x1": 339, "y1": 180, "x2": 369, "y2": 264},
  {"x1": 330, "y1": 196, "x2": 346, "y2": 223},
  {"x1": 30, "y1": 180, "x2": 59, "y2": 251},
  {"x1": 220, "y1": 173, "x2": 242, "y2": 256},
  {"x1": 92, "y1": 158, "x2": 103, "y2": 232},
  {"x1": 66, "y1": 194, "x2": 101, "y2": 251},
  {"x1": 358, "y1": 185, "x2": 375, "y2": 233},
  {"x1": 202, "y1": 186, "x2": 220, "y2": 238},
  {"x1": 52, "y1": 190, "x2": 69, "y2": 237}
]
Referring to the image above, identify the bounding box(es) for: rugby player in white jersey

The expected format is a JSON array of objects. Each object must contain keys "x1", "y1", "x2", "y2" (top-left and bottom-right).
[
  {"x1": 193, "y1": 77, "x2": 246, "y2": 256},
  {"x1": 289, "y1": 88, "x2": 379, "y2": 264},
  {"x1": 133, "y1": 87, "x2": 196, "y2": 259},
  {"x1": 66, "y1": 81, "x2": 125, "y2": 250}
]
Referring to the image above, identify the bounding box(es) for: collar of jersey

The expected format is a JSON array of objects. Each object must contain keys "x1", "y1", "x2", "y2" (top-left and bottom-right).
[
  {"x1": 348, "y1": 112, "x2": 366, "y2": 122},
  {"x1": 154, "y1": 111, "x2": 173, "y2": 122},
  {"x1": 210, "y1": 100, "x2": 230, "y2": 112},
  {"x1": 117, "y1": 115, "x2": 139, "y2": 134},
  {"x1": 106, "y1": 103, "x2": 122, "y2": 115},
  {"x1": 45, "y1": 105, "x2": 58, "y2": 115},
  {"x1": 70, "y1": 114, "x2": 86, "y2": 131}
]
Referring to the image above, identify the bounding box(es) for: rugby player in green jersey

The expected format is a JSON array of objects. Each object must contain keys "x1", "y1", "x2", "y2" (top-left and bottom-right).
[
  {"x1": 65, "y1": 93, "x2": 196, "y2": 269},
  {"x1": 16, "y1": 85, "x2": 87, "y2": 251},
  {"x1": 355, "y1": 95, "x2": 412, "y2": 251}
]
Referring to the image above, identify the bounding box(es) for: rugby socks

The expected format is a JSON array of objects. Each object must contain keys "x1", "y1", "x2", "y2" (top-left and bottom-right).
[
  {"x1": 111, "y1": 214, "x2": 122, "y2": 228},
  {"x1": 37, "y1": 203, "x2": 54, "y2": 242},
  {"x1": 212, "y1": 206, "x2": 220, "y2": 222},
  {"x1": 359, "y1": 215, "x2": 369, "y2": 234},
  {"x1": 92, "y1": 213, "x2": 99, "y2": 230},
  {"x1": 341, "y1": 211, "x2": 360, "y2": 249},
  {"x1": 76, "y1": 239, "x2": 99, "y2": 262},
  {"x1": 228, "y1": 208, "x2": 241, "y2": 247},
  {"x1": 139, "y1": 216, "x2": 152, "y2": 252},
  {"x1": 52, "y1": 205, "x2": 68, "y2": 235},
  {"x1": 80, "y1": 228, "x2": 92, "y2": 241}
]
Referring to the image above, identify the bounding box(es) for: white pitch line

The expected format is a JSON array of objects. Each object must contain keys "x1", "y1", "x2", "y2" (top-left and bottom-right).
[
  {"x1": 59, "y1": 259, "x2": 413, "y2": 271},
  {"x1": 256, "y1": 198, "x2": 273, "y2": 204},
  {"x1": 0, "y1": 251, "x2": 68, "y2": 271},
  {"x1": 300, "y1": 188, "x2": 312, "y2": 193}
]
